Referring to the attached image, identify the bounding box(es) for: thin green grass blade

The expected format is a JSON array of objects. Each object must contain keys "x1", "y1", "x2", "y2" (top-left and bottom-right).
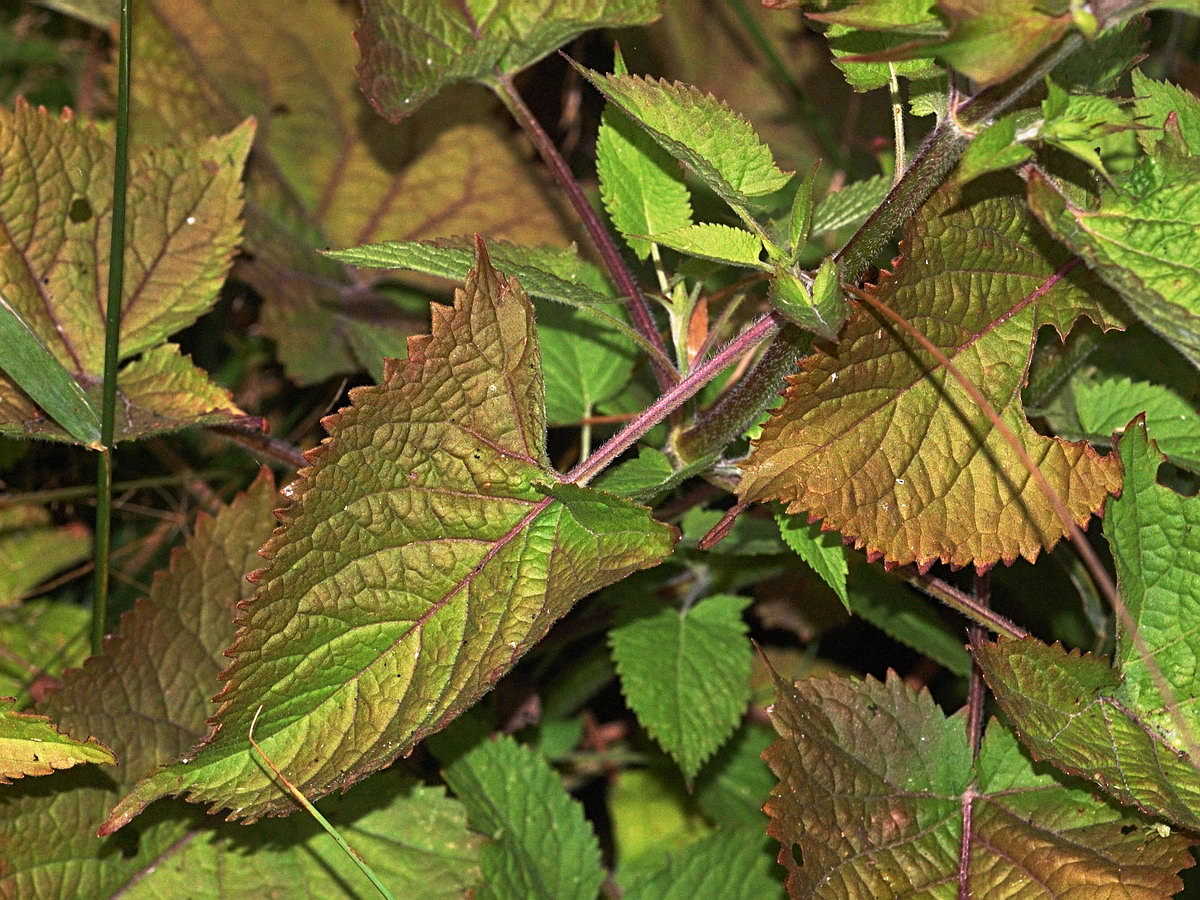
[
  {"x1": 0, "y1": 292, "x2": 100, "y2": 448},
  {"x1": 248, "y1": 708, "x2": 397, "y2": 900}
]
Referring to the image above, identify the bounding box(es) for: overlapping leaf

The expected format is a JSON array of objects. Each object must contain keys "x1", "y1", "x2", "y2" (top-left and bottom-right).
[
  {"x1": 977, "y1": 418, "x2": 1200, "y2": 831},
  {"x1": 0, "y1": 473, "x2": 278, "y2": 897},
  {"x1": 610, "y1": 594, "x2": 752, "y2": 779},
  {"x1": 66, "y1": 0, "x2": 576, "y2": 384},
  {"x1": 1028, "y1": 129, "x2": 1200, "y2": 369},
  {"x1": 573, "y1": 67, "x2": 793, "y2": 212},
  {"x1": 621, "y1": 825, "x2": 782, "y2": 899},
  {"x1": 764, "y1": 671, "x2": 1193, "y2": 897},
  {"x1": 1074, "y1": 376, "x2": 1200, "y2": 472},
  {"x1": 103, "y1": 244, "x2": 675, "y2": 829},
  {"x1": 443, "y1": 734, "x2": 604, "y2": 900},
  {"x1": 0, "y1": 474, "x2": 481, "y2": 898},
  {"x1": 0, "y1": 102, "x2": 252, "y2": 444},
  {"x1": 596, "y1": 54, "x2": 693, "y2": 260},
  {"x1": 739, "y1": 182, "x2": 1124, "y2": 570},
  {"x1": 0, "y1": 701, "x2": 114, "y2": 783},
  {"x1": 357, "y1": 0, "x2": 662, "y2": 120}
]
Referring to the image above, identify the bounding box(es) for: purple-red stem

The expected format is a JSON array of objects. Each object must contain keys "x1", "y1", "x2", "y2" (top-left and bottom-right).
[
  {"x1": 492, "y1": 73, "x2": 677, "y2": 391},
  {"x1": 906, "y1": 572, "x2": 1026, "y2": 640},
  {"x1": 566, "y1": 314, "x2": 779, "y2": 485},
  {"x1": 959, "y1": 573, "x2": 989, "y2": 899}
]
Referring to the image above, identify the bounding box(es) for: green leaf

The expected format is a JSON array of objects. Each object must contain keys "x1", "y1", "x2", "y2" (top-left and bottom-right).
[
  {"x1": 810, "y1": 174, "x2": 891, "y2": 237},
  {"x1": 121, "y1": 772, "x2": 483, "y2": 900},
  {"x1": 786, "y1": 165, "x2": 818, "y2": 254},
  {"x1": 1074, "y1": 376, "x2": 1200, "y2": 472},
  {"x1": 1131, "y1": 69, "x2": 1200, "y2": 153},
  {"x1": 327, "y1": 238, "x2": 617, "y2": 307},
  {"x1": 0, "y1": 600, "x2": 90, "y2": 701},
  {"x1": 357, "y1": 0, "x2": 662, "y2": 120},
  {"x1": 610, "y1": 594, "x2": 752, "y2": 779},
  {"x1": 0, "y1": 507, "x2": 90, "y2": 607},
  {"x1": 770, "y1": 257, "x2": 849, "y2": 341},
  {"x1": 681, "y1": 509, "x2": 785, "y2": 556},
  {"x1": 609, "y1": 767, "x2": 710, "y2": 882},
  {"x1": 0, "y1": 293, "x2": 100, "y2": 447},
  {"x1": 845, "y1": 561, "x2": 972, "y2": 677},
  {"x1": 0, "y1": 473, "x2": 280, "y2": 897},
  {"x1": 442, "y1": 734, "x2": 604, "y2": 900},
  {"x1": 622, "y1": 825, "x2": 783, "y2": 900},
  {"x1": 821, "y1": 1, "x2": 943, "y2": 92},
  {"x1": 1038, "y1": 82, "x2": 1136, "y2": 175},
  {"x1": 0, "y1": 700, "x2": 115, "y2": 782},
  {"x1": 741, "y1": 182, "x2": 1124, "y2": 570},
  {"x1": 0, "y1": 103, "x2": 253, "y2": 444},
  {"x1": 765, "y1": 671, "x2": 1193, "y2": 896},
  {"x1": 594, "y1": 446, "x2": 676, "y2": 498},
  {"x1": 536, "y1": 301, "x2": 636, "y2": 426},
  {"x1": 572, "y1": 66, "x2": 792, "y2": 211},
  {"x1": 597, "y1": 49, "x2": 693, "y2": 260},
  {"x1": 692, "y1": 723, "x2": 776, "y2": 827},
  {"x1": 951, "y1": 113, "x2": 1033, "y2": 186},
  {"x1": 1028, "y1": 140, "x2": 1200, "y2": 369},
  {"x1": 650, "y1": 224, "x2": 765, "y2": 268},
  {"x1": 103, "y1": 243, "x2": 676, "y2": 829},
  {"x1": 977, "y1": 419, "x2": 1200, "y2": 831},
  {"x1": 774, "y1": 510, "x2": 848, "y2": 608}
]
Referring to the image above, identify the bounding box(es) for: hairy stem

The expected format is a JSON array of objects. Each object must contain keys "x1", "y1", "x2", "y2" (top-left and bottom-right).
[
  {"x1": 492, "y1": 73, "x2": 677, "y2": 390},
  {"x1": 906, "y1": 572, "x2": 1026, "y2": 640},
  {"x1": 566, "y1": 314, "x2": 778, "y2": 485},
  {"x1": 92, "y1": 0, "x2": 132, "y2": 654},
  {"x1": 675, "y1": 315, "x2": 807, "y2": 461},
  {"x1": 958, "y1": 573, "x2": 989, "y2": 899}
]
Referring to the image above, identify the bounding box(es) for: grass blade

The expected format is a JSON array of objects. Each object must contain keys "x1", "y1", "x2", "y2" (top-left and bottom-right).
[{"x1": 0, "y1": 292, "x2": 100, "y2": 448}]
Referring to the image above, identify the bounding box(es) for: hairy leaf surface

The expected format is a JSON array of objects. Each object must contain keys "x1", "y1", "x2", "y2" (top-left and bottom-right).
[
  {"x1": 104, "y1": 244, "x2": 675, "y2": 828},
  {"x1": 357, "y1": 0, "x2": 662, "y2": 120},
  {"x1": 0, "y1": 701, "x2": 114, "y2": 783},
  {"x1": 764, "y1": 671, "x2": 1193, "y2": 896},
  {"x1": 978, "y1": 418, "x2": 1200, "y2": 830},
  {"x1": 0, "y1": 103, "x2": 251, "y2": 443},
  {"x1": 740, "y1": 183, "x2": 1123, "y2": 570},
  {"x1": 443, "y1": 734, "x2": 604, "y2": 900}
]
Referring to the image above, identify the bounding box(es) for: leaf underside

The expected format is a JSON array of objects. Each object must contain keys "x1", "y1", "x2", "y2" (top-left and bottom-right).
[
  {"x1": 103, "y1": 243, "x2": 675, "y2": 829},
  {"x1": 739, "y1": 181, "x2": 1124, "y2": 570}
]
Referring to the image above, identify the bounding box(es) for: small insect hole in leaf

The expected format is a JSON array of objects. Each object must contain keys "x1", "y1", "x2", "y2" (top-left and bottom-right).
[{"x1": 68, "y1": 197, "x2": 93, "y2": 223}]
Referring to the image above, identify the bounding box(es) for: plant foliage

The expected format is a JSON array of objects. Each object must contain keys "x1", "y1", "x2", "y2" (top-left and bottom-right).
[{"x1": 2, "y1": 0, "x2": 1200, "y2": 896}]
